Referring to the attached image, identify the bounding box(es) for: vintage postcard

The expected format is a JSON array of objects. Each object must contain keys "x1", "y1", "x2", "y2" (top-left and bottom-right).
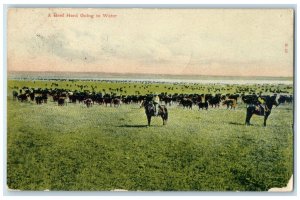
[{"x1": 7, "y1": 8, "x2": 294, "y2": 192}]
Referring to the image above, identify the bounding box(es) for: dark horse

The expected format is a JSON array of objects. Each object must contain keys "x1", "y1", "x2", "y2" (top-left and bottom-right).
[
  {"x1": 245, "y1": 95, "x2": 278, "y2": 126},
  {"x1": 142, "y1": 101, "x2": 168, "y2": 126}
]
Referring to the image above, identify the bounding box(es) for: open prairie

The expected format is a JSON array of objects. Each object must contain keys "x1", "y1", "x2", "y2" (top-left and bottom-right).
[{"x1": 7, "y1": 78, "x2": 293, "y2": 191}]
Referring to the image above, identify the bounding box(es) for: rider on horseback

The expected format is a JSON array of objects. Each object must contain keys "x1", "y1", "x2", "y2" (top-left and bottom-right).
[
  {"x1": 153, "y1": 94, "x2": 160, "y2": 116},
  {"x1": 257, "y1": 95, "x2": 269, "y2": 114}
]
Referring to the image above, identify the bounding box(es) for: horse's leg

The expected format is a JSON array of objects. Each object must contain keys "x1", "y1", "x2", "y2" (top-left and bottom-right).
[
  {"x1": 245, "y1": 114, "x2": 251, "y2": 125},
  {"x1": 162, "y1": 109, "x2": 168, "y2": 125},
  {"x1": 264, "y1": 112, "x2": 270, "y2": 127},
  {"x1": 147, "y1": 115, "x2": 151, "y2": 126},
  {"x1": 162, "y1": 115, "x2": 165, "y2": 125},
  {"x1": 245, "y1": 108, "x2": 253, "y2": 125}
]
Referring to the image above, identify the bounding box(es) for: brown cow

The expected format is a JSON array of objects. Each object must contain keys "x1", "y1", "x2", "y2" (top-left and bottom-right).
[{"x1": 222, "y1": 99, "x2": 237, "y2": 109}]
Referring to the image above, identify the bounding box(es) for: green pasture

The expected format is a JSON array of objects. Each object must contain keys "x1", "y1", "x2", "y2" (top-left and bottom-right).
[{"x1": 7, "y1": 80, "x2": 293, "y2": 191}]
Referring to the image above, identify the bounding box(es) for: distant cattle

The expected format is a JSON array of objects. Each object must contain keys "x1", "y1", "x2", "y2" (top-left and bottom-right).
[
  {"x1": 58, "y1": 98, "x2": 66, "y2": 106},
  {"x1": 112, "y1": 98, "x2": 121, "y2": 107},
  {"x1": 207, "y1": 94, "x2": 221, "y2": 108},
  {"x1": 242, "y1": 94, "x2": 258, "y2": 105},
  {"x1": 104, "y1": 97, "x2": 112, "y2": 107},
  {"x1": 278, "y1": 95, "x2": 293, "y2": 104},
  {"x1": 198, "y1": 95, "x2": 208, "y2": 110},
  {"x1": 180, "y1": 98, "x2": 193, "y2": 109},
  {"x1": 18, "y1": 94, "x2": 28, "y2": 102},
  {"x1": 35, "y1": 96, "x2": 43, "y2": 105},
  {"x1": 12, "y1": 91, "x2": 18, "y2": 100},
  {"x1": 83, "y1": 98, "x2": 93, "y2": 108},
  {"x1": 222, "y1": 99, "x2": 237, "y2": 109}
]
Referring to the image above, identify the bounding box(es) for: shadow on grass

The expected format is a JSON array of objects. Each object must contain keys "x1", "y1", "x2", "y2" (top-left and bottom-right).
[
  {"x1": 229, "y1": 122, "x2": 246, "y2": 126},
  {"x1": 117, "y1": 124, "x2": 148, "y2": 128},
  {"x1": 130, "y1": 107, "x2": 142, "y2": 110},
  {"x1": 117, "y1": 124, "x2": 165, "y2": 128}
]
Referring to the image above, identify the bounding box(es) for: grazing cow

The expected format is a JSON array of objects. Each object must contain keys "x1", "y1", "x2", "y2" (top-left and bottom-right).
[
  {"x1": 222, "y1": 99, "x2": 237, "y2": 109},
  {"x1": 83, "y1": 98, "x2": 93, "y2": 108},
  {"x1": 161, "y1": 95, "x2": 172, "y2": 106},
  {"x1": 104, "y1": 97, "x2": 112, "y2": 107},
  {"x1": 69, "y1": 94, "x2": 77, "y2": 103},
  {"x1": 278, "y1": 95, "x2": 293, "y2": 104},
  {"x1": 42, "y1": 93, "x2": 48, "y2": 104},
  {"x1": 198, "y1": 95, "x2": 208, "y2": 110},
  {"x1": 58, "y1": 97, "x2": 66, "y2": 106},
  {"x1": 29, "y1": 92, "x2": 35, "y2": 101},
  {"x1": 18, "y1": 94, "x2": 28, "y2": 102},
  {"x1": 207, "y1": 94, "x2": 221, "y2": 108},
  {"x1": 180, "y1": 98, "x2": 193, "y2": 109},
  {"x1": 35, "y1": 96, "x2": 43, "y2": 105},
  {"x1": 12, "y1": 91, "x2": 18, "y2": 100},
  {"x1": 245, "y1": 95, "x2": 278, "y2": 126},
  {"x1": 112, "y1": 98, "x2": 121, "y2": 107}
]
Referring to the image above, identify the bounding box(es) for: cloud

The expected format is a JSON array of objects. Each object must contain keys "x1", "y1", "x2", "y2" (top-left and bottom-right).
[{"x1": 29, "y1": 31, "x2": 96, "y2": 63}]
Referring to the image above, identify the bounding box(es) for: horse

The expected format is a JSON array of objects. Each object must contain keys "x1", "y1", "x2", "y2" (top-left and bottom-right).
[
  {"x1": 142, "y1": 101, "x2": 168, "y2": 126},
  {"x1": 245, "y1": 95, "x2": 278, "y2": 126}
]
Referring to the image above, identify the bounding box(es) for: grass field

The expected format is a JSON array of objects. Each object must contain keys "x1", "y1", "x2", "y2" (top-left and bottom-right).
[{"x1": 7, "y1": 81, "x2": 293, "y2": 191}]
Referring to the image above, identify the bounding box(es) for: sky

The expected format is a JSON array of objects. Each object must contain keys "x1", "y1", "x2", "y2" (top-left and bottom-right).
[{"x1": 7, "y1": 8, "x2": 294, "y2": 77}]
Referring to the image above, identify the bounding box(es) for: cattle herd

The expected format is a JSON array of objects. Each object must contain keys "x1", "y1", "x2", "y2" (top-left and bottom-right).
[{"x1": 11, "y1": 85, "x2": 293, "y2": 110}]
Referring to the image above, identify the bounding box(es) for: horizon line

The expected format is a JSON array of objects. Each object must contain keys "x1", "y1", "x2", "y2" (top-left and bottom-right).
[{"x1": 7, "y1": 70, "x2": 293, "y2": 79}]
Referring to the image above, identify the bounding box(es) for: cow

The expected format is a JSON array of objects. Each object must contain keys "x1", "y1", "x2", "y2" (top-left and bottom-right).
[
  {"x1": 12, "y1": 91, "x2": 18, "y2": 100},
  {"x1": 83, "y1": 98, "x2": 93, "y2": 108},
  {"x1": 198, "y1": 95, "x2": 208, "y2": 110},
  {"x1": 112, "y1": 98, "x2": 121, "y2": 107},
  {"x1": 18, "y1": 94, "x2": 28, "y2": 102},
  {"x1": 58, "y1": 97, "x2": 66, "y2": 106},
  {"x1": 278, "y1": 95, "x2": 293, "y2": 104},
  {"x1": 180, "y1": 98, "x2": 193, "y2": 109},
  {"x1": 222, "y1": 99, "x2": 237, "y2": 109},
  {"x1": 35, "y1": 96, "x2": 43, "y2": 105},
  {"x1": 207, "y1": 94, "x2": 221, "y2": 108}
]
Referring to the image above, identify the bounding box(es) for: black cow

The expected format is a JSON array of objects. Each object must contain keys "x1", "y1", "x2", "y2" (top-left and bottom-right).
[
  {"x1": 18, "y1": 94, "x2": 28, "y2": 102},
  {"x1": 35, "y1": 96, "x2": 43, "y2": 105},
  {"x1": 180, "y1": 98, "x2": 193, "y2": 109},
  {"x1": 58, "y1": 98, "x2": 66, "y2": 106},
  {"x1": 207, "y1": 94, "x2": 221, "y2": 108},
  {"x1": 278, "y1": 95, "x2": 293, "y2": 104},
  {"x1": 83, "y1": 98, "x2": 93, "y2": 108}
]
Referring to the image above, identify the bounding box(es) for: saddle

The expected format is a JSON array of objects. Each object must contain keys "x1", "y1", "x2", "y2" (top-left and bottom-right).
[{"x1": 255, "y1": 104, "x2": 269, "y2": 115}]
